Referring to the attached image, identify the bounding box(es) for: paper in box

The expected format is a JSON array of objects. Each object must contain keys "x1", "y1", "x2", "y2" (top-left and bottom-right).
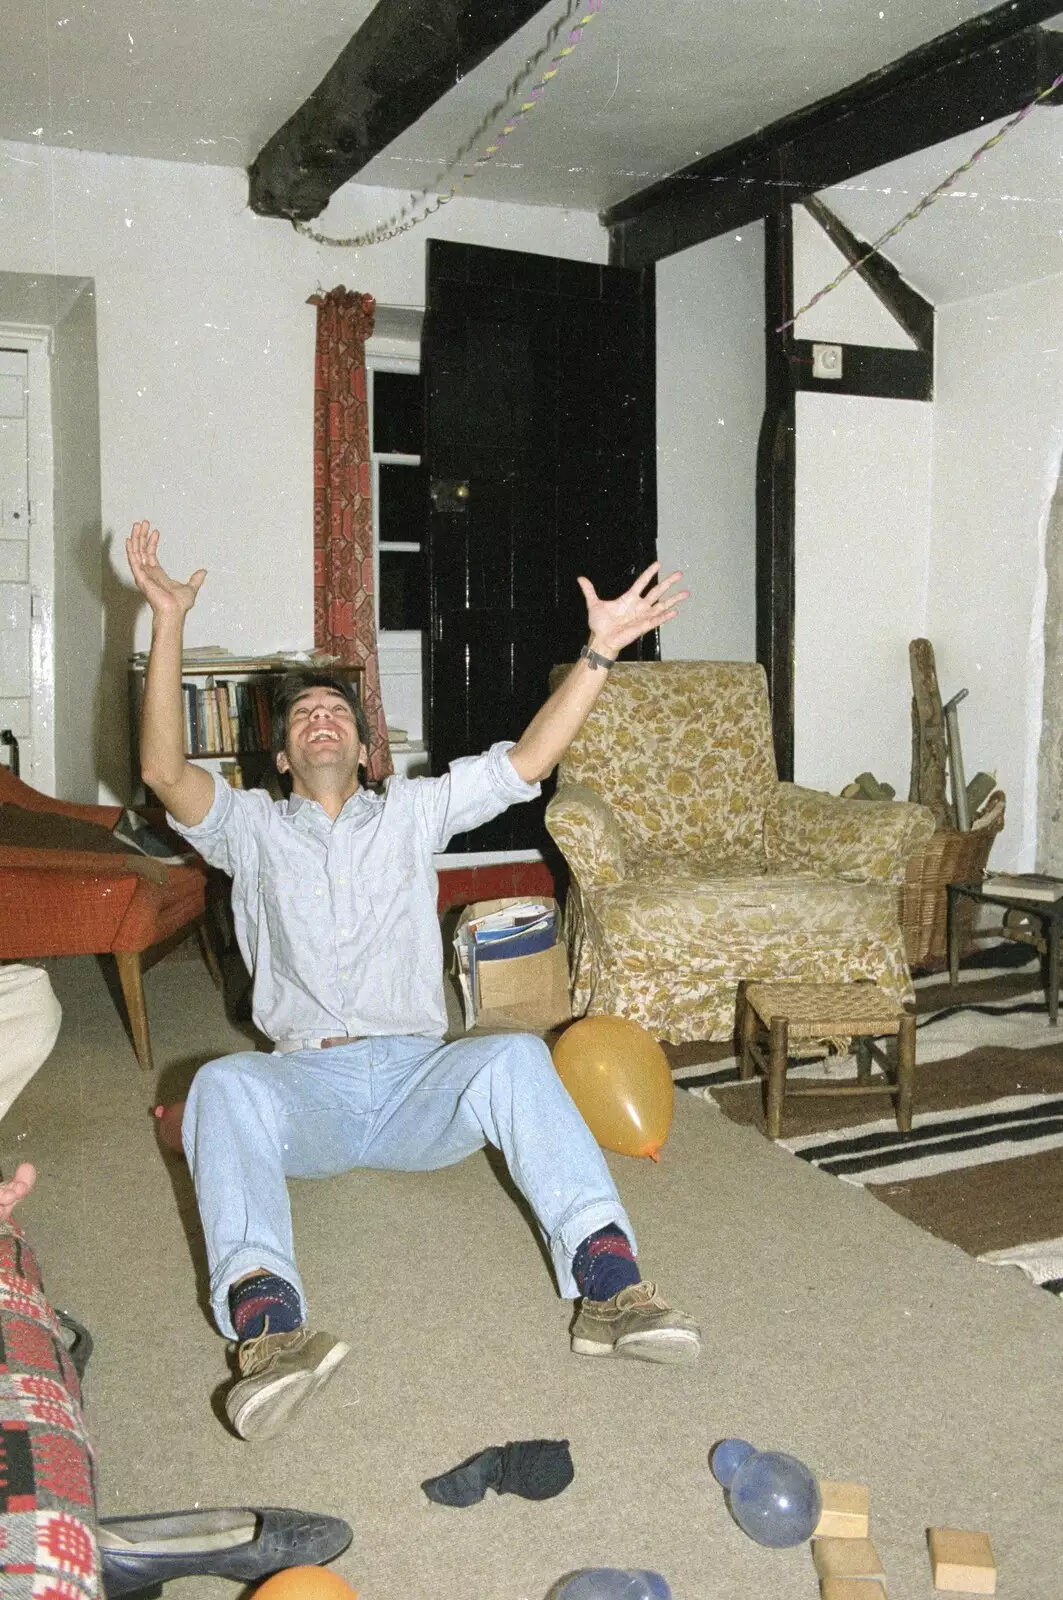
[{"x1": 454, "y1": 896, "x2": 571, "y2": 1033}]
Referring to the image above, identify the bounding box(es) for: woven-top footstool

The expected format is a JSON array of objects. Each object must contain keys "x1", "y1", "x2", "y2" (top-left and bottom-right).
[{"x1": 739, "y1": 981, "x2": 916, "y2": 1140}]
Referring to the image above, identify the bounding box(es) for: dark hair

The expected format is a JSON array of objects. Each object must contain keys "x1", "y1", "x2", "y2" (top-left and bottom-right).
[{"x1": 270, "y1": 671, "x2": 372, "y2": 760}]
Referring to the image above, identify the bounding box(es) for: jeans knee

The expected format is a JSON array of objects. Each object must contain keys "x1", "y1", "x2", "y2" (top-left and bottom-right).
[
  {"x1": 186, "y1": 1052, "x2": 266, "y2": 1118},
  {"x1": 488, "y1": 1032, "x2": 557, "y2": 1093}
]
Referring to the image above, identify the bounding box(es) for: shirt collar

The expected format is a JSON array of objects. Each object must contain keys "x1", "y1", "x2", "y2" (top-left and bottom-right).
[{"x1": 284, "y1": 787, "x2": 379, "y2": 829}]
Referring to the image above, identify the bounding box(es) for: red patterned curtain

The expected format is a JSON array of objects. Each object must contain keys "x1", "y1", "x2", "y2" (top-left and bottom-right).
[{"x1": 309, "y1": 286, "x2": 393, "y2": 781}]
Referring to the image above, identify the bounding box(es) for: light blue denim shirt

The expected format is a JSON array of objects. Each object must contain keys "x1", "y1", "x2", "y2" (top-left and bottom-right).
[{"x1": 170, "y1": 744, "x2": 540, "y2": 1048}]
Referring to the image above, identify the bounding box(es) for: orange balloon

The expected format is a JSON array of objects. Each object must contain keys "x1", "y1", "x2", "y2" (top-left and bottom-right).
[
  {"x1": 253, "y1": 1568, "x2": 359, "y2": 1599},
  {"x1": 552, "y1": 1015, "x2": 674, "y2": 1159}
]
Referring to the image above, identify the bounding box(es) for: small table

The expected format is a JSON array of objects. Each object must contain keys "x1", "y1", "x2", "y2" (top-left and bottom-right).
[
  {"x1": 946, "y1": 878, "x2": 1063, "y2": 1025},
  {"x1": 739, "y1": 981, "x2": 916, "y2": 1140}
]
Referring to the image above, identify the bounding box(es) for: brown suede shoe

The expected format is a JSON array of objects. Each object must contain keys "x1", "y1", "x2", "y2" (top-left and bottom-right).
[
  {"x1": 225, "y1": 1326, "x2": 350, "y2": 1441},
  {"x1": 570, "y1": 1282, "x2": 701, "y2": 1365}
]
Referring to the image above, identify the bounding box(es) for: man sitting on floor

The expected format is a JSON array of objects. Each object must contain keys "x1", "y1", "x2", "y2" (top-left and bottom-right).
[{"x1": 126, "y1": 519, "x2": 700, "y2": 1442}]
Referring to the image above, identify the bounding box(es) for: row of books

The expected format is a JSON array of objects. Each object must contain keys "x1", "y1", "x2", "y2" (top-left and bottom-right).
[{"x1": 183, "y1": 679, "x2": 273, "y2": 756}]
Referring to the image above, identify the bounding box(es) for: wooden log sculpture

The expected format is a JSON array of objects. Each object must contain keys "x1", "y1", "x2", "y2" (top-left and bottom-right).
[{"x1": 908, "y1": 638, "x2": 952, "y2": 828}]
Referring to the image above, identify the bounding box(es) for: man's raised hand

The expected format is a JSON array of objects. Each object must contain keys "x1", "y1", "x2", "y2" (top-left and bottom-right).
[
  {"x1": 126, "y1": 521, "x2": 206, "y2": 617},
  {"x1": 577, "y1": 561, "x2": 690, "y2": 658}
]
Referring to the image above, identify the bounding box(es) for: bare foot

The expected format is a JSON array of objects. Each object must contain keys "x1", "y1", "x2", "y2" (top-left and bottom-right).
[{"x1": 0, "y1": 1162, "x2": 36, "y2": 1223}]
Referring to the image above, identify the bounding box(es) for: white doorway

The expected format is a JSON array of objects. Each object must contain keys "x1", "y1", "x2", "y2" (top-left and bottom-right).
[{"x1": 0, "y1": 332, "x2": 54, "y2": 793}]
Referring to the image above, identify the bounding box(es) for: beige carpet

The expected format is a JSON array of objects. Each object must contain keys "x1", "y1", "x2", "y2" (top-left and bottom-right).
[{"x1": 8, "y1": 951, "x2": 1063, "y2": 1600}]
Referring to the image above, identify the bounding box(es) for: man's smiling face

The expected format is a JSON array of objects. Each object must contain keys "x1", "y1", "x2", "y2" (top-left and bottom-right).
[{"x1": 276, "y1": 686, "x2": 367, "y2": 788}]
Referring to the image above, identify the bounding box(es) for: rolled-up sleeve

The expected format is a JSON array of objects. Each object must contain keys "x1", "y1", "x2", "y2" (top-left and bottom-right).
[
  {"x1": 429, "y1": 741, "x2": 541, "y2": 850},
  {"x1": 167, "y1": 771, "x2": 269, "y2": 876}
]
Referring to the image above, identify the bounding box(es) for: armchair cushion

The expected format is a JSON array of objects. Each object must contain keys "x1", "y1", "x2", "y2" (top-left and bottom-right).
[
  {"x1": 764, "y1": 784, "x2": 936, "y2": 886},
  {"x1": 0, "y1": 852, "x2": 206, "y2": 956},
  {"x1": 577, "y1": 870, "x2": 912, "y2": 1043},
  {"x1": 0, "y1": 843, "x2": 169, "y2": 886}
]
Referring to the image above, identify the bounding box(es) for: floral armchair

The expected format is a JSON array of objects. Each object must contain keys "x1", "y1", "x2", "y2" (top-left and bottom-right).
[{"x1": 545, "y1": 661, "x2": 936, "y2": 1043}]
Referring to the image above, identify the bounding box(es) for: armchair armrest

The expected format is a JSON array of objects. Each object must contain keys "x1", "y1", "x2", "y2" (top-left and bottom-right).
[
  {"x1": 764, "y1": 783, "x2": 936, "y2": 886},
  {"x1": 545, "y1": 782, "x2": 627, "y2": 888}
]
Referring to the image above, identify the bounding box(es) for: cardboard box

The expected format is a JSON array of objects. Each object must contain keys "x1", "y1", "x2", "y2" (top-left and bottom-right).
[{"x1": 454, "y1": 896, "x2": 572, "y2": 1033}]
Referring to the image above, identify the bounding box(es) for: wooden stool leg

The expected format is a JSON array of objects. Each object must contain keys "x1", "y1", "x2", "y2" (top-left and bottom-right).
[
  {"x1": 194, "y1": 915, "x2": 224, "y2": 988},
  {"x1": 114, "y1": 951, "x2": 154, "y2": 1073},
  {"x1": 854, "y1": 1036, "x2": 872, "y2": 1083},
  {"x1": 739, "y1": 990, "x2": 757, "y2": 1081},
  {"x1": 895, "y1": 1013, "x2": 916, "y2": 1133},
  {"x1": 1047, "y1": 915, "x2": 1060, "y2": 1027},
  {"x1": 766, "y1": 1016, "x2": 788, "y2": 1139}
]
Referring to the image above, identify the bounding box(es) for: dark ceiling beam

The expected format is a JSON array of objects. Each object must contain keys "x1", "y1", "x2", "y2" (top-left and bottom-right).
[
  {"x1": 249, "y1": 0, "x2": 552, "y2": 222},
  {"x1": 606, "y1": 1, "x2": 1063, "y2": 268}
]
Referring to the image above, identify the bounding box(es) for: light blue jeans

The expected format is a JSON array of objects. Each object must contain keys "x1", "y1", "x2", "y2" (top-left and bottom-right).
[{"x1": 182, "y1": 1032, "x2": 636, "y2": 1337}]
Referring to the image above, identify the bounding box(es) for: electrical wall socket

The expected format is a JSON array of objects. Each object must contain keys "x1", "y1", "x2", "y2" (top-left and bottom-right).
[{"x1": 812, "y1": 343, "x2": 843, "y2": 380}]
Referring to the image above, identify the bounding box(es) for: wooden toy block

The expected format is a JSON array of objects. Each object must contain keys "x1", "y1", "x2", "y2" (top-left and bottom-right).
[
  {"x1": 928, "y1": 1528, "x2": 996, "y2": 1594},
  {"x1": 814, "y1": 1481, "x2": 871, "y2": 1539},
  {"x1": 821, "y1": 1582, "x2": 888, "y2": 1600},
  {"x1": 813, "y1": 1537, "x2": 885, "y2": 1580}
]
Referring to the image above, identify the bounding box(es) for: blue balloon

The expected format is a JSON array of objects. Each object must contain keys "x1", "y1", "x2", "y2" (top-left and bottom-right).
[
  {"x1": 556, "y1": 1571, "x2": 672, "y2": 1600},
  {"x1": 710, "y1": 1437, "x2": 756, "y2": 1489},
  {"x1": 728, "y1": 1449, "x2": 822, "y2": 1548}
]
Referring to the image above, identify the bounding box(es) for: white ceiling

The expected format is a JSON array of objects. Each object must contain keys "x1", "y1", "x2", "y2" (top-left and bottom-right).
[
  {"x1": 2, "y1": 0, "x2": 379, "y2": 169},
  {"x1": 0, "y1": 0, "x2": 1040, "y2": 213},
  {"x1": 820, "y1": 105, "x2": 1063, "y2": 305},
  {"x1": 4, "y1": 0, "x2": 1060, "y2": 305}
]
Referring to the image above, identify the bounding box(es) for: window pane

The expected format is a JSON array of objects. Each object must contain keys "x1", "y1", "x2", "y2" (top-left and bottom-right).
[
  {"x1": 379, "y1": 549, "x2": 427, "y2": 631},
  {"x1": 379, "y1": 463, "x2": 428, "y2": 545},
  {"x1": 373, "y1": 371, "x2": 423, "y2": 455}
]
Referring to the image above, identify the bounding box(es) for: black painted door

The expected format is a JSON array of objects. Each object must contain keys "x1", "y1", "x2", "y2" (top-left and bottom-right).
[{"x1": 422, "y1": 239, "x2": 658, "y2": 852}]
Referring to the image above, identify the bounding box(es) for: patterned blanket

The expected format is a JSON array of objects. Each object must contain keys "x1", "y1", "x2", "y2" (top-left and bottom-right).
[{"x1": 0, "y1": 1224, "x2": 100, "y2": 1598}]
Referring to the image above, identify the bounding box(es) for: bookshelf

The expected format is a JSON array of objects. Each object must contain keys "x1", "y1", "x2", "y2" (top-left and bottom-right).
[{"x1": 128, "y1": 656, "x2": 365, "y2": 800}]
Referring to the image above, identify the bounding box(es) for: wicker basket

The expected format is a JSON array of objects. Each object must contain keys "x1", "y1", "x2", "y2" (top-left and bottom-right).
[{"x1": 898, "y1": 796, "x2": 1005, "y2": 968}]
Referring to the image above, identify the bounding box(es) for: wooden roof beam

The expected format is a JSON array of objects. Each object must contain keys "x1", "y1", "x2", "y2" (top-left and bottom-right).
[
  {"x1": 606, "y1": 2, "x2": 1063, "y2": 268},
  {"x1": 249, "y1": 0, "x2": 552, "y2": 222}
]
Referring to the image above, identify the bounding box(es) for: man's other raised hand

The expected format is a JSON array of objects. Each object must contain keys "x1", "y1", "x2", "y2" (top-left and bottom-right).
[
  {"x1": 126, "y1": 521, "x2": 206, "y2": 618},
  {"x1": 577, "y1": 561, "x2": 689, "y2": 659}
]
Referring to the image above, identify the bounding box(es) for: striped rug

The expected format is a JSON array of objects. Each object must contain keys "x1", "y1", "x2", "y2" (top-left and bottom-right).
[
  {"x1": 780, "y1": 1096, "x2": 1063, "y2": 1183},
  {"x1": 666, "y1": 943, "x2": 1063, "y2": 1295}
]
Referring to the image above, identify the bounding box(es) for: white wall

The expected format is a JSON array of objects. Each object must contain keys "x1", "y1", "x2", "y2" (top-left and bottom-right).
[
  {"x1": 655, "y1": 226, "x2": 762, "y2": 662},
  {"x1": 51, "y1": 283, "x2": 105, "y2": 801},
  {"x1": 0, "y1": 140, "x2": 606, "y2": 799},
  {"x1": 794, "y1": 391, "x2": 932, "y2": 793},
  {"x1": 792, "y1": 209, "x2": 933, "y2": 795},
  {"x1": 792, "y1": 191, "x2": 1063, "y2": 867},
  {"x1": 927, "y1": 274, "x2": 1063, "y2": 870}
]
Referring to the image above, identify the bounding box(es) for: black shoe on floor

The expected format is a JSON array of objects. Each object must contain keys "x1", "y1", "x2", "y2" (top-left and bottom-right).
[{"x1": 98, "y1": 1506, "x2": 353, "y2": 1598}]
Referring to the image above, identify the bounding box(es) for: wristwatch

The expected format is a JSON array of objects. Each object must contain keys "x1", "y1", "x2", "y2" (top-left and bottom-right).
[{"x1": 580, "y1": 645, "x2": 616, "y2": 671}]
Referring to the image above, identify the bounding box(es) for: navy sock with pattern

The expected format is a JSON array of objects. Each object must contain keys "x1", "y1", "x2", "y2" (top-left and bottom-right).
[
  {"x1": 572, "y1": 1225, "x2": 641, "y2": 1303},
  {"x1": 228, "y1": 1271, "x2": 303, "y2": 1341}
]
